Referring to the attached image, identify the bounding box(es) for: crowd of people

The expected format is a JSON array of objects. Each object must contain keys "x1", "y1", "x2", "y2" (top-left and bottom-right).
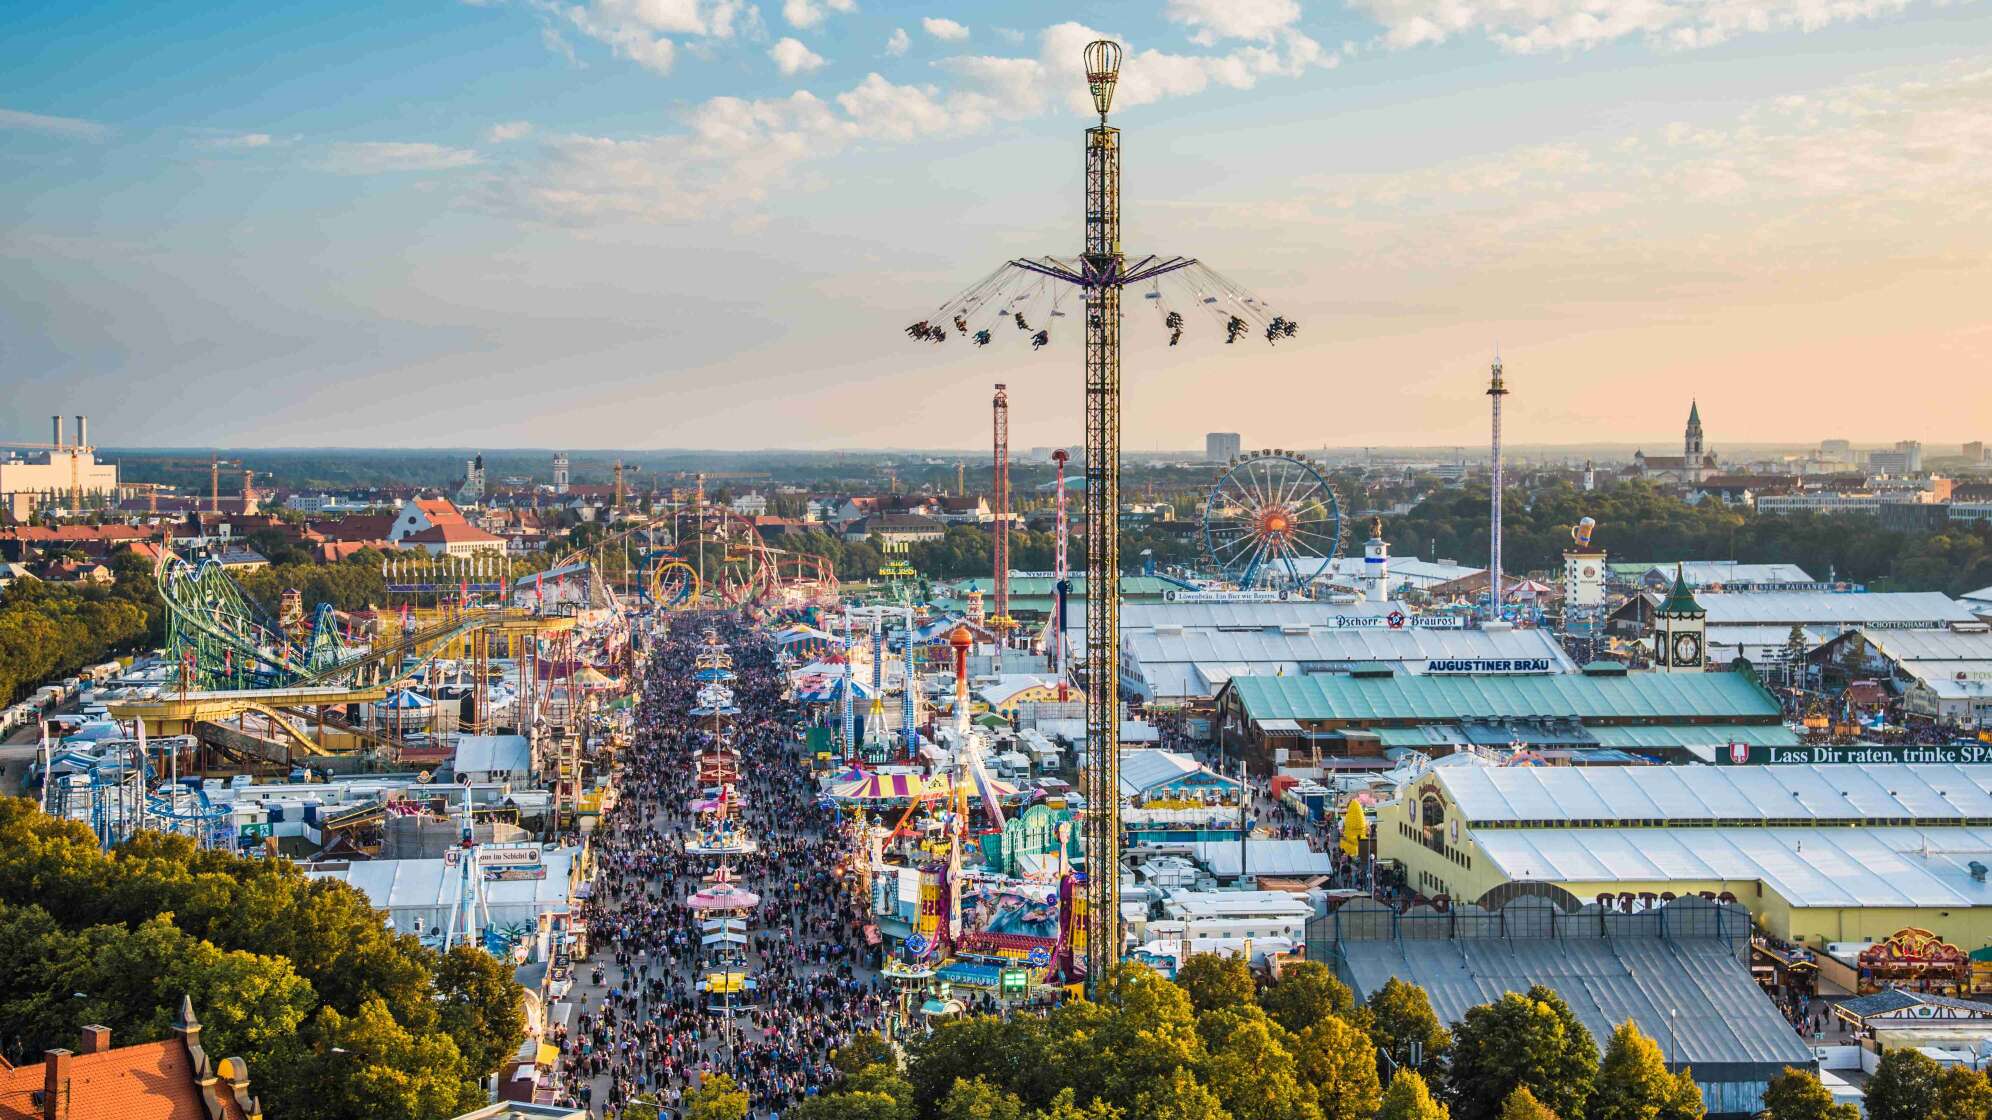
[{"x1": 553, "y1": 615, "x2": 894, "y2": 1119}]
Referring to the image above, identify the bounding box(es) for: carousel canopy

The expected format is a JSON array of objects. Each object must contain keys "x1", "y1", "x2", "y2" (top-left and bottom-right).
[{"x1": 377, "y1": 688, "x2": 433, "y2": 710}]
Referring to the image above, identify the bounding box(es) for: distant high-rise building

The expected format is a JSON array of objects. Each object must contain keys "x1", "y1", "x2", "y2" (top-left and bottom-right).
[
  {"x1": 1897, "y1": 440, "x2": 1923, "y2": 473},
  {"x1": 1866, "y1": 441, "x2": 1924, "y2": 476},
  {"x1": 1967, "y1": 441, "x2": 1987, "y2": 465},
  {"x1": 1205, "y1": 432, "x2": 1241, "y2": 463},
  {"x1": 1820, "y1": 439, "x2": 1852, "y2": 461}
]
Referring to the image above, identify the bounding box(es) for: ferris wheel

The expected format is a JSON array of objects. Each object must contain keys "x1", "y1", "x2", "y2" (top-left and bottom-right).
[{"x1": 1202, "y1": 451, "x2": 1344, "y2": 593}]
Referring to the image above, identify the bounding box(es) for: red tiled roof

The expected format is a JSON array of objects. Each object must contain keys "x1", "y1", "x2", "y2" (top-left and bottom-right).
[
  {"x1": 411, "y1": 498, "x2": 467, "y2": 524},
  {"x1": 0, "y1": 1039, "x2": 249, "y2": 1120},
  {"x1": 0, "y1": 525, "x2": 149, "y2": 543},
  {"x1": 403, "y1": 522, "x2": 503, "y2": 544},
  {"x1": 310, "y1": 514, "x2": 397, "y2": 542}
]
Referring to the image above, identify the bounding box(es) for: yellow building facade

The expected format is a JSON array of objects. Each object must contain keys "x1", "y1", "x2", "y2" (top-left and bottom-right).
[{"x1": 1378, "y1": 760, "x2": 1992, "y2": 953}]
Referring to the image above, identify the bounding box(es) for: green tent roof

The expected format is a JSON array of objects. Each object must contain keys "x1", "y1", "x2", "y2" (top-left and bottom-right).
[{"x1": 1228, "y1": 670, "x2": 1779, "y2": 724}]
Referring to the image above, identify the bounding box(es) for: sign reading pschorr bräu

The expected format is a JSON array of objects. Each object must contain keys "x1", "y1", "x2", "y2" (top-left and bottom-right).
[
  {"x1": 1719, "y1": 742, "x2": 1992, "y2": 765},
  {"x1": 1420, "y1": 658, "x2": 1555, "y2": 674}
]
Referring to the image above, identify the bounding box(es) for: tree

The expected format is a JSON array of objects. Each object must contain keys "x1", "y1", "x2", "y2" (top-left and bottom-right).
[
  {"x1": 833, "y1": 1031, "x2": 900, "y2": 1076},
  {"x1": 1865, "y1": 1048, "x2": 1944, "y2": 1120},
  {"x1": 433, "y1": 943, "x2": 525, "y2": 1078},
  {"x1": 1937, "y1": 1065, "x2": 1992, "y2": 1120},
  {"x1": 1081, "y1": 965, "x2": 1209, "y2": 1112},
  {"x1": 686, "y1": 1072, "x2": 752, "y2": 1120},
  {"x1": 945, "y1": 1077, "x2": 1028, "y2": 1120},
  {"x1": 1291, "y1": 1015, "x2": 1382, "y2": 1120},
  {"x1": 290, "y1": 997, "x2": 484, "y2": 1120},
  {"x1": 1587, "y1": 1021, "x2": 1702, "y2": 1120},
  {"x1": 1128, "y1": 1068, "x2": 1231, "y2": 1120},
  {"x1": 1379, "y1": 1071, "x2": 1450, "y2": 1120},
  {"x1": 1758, "y1": 1067, "x2": 1858, "y2": 1120},
  {"x1": 1174, "y1": 954, "x2": 1258, "y2": 1014},
  {"x1": 791, "y1": 1092, "x2": 908, "y2": 1120},
  {"x1": 1032, "y1": 1088, "x2": 1127, "y2": 1120},
  {"x1": 1198, "y1": 1009, "x2": 1320, "y2": 1120},
  {"x1": 1499, "y1": 1087, "x2": 1558, "y2": 1120},
  {"x1": 1258, "y1": 960, "x2": 1361, "y2": 1036},
  {"x1": 1367, "y1": 977, "x2": 1452, "y2": 1078},
  {"x1": 909, "y1": 1013, "x2": 1052, "y2": 1117},
  {"x1": 1449, "y1": 986, "x2": 1598, "y2": 1120}
]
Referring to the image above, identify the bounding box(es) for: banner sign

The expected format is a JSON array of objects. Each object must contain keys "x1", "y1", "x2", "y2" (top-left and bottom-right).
[
  {"x1": 480, "y1": 842, "x2": 548, "y2": 881},
  {"x1": 1163, "y1": 590, "x2": 1290, "y2": 603},
  {"x1": 1316, "y1": 613, "x2": 1468, "y2": 630},
  {"x1": 1718, "y1": 742, "x2": 1992, "y2": 765},
  {"x1": 1420, "y1": 658, "x2": 1555, "y2": 675}
]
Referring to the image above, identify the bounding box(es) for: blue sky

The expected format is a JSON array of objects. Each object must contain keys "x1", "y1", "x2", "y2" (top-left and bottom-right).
[{"x1": 6, "y1": 0, "x2": 1992, "y2": 451}]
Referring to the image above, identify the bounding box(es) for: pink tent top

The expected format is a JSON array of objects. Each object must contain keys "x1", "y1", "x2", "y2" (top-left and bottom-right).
[{"x1": 687, "y1": 883, "x2": 762, "y2": 911}]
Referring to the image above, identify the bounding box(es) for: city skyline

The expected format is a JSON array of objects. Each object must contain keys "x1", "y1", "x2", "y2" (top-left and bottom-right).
[{"x1": 8, "y1": 1, "x2": 1992, "y2": 448}]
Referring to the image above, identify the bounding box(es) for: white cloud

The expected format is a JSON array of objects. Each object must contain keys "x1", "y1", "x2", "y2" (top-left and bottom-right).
[
  {"x1": 885, "y1": 27, "x2": 910, "y2": 55},
  {"x1": 201, "y1": 132, "x2": 276, "y2": 149},
  {"x1": 548, "y1": 0, "x2": 751, "y2": 74},
  {"x1": 782, "y1": 0, "x2": 854, "y2": 30},
  {"x1": 488, "y1": 121, "x2": 535, "y2": 142},
  {"x1": 1347, "y1": 0, "x2": 1929, "y2": 53},
  {"x1": 1165, "y1": 0, "x2": 1302, "y2": 44},
  {"x1": 922, "y1": 17, "x2": 969, "y2": 40},
  {"x1": 0, "y1": 107, "x2": 110, "y2": 142},
  {"x1": 770, "y1": 37, "x2": 826, "y2": 75},
  {"x1": 321, "y1": 141, "x2": 481, "y2": 174},
  {"x1": 479, "y1": 20, "x2": 1334, "y2": 225}
]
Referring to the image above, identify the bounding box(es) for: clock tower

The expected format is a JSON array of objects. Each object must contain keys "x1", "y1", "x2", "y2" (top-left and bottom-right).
[{"x1": 1654, "y1": 562, "x2": 1707, "y2": 672}]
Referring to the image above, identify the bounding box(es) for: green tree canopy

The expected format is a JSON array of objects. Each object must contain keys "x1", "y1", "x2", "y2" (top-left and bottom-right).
[
  {"x1": 1865, "y1": 1048, "x2": 1944, "y2": 1120},
  {"x1": 1586, "y1": 1021, "x2": 1703, "y2": 1120},
  {"x1": 1758, "y1": 1067, "x2": 1859, "y2": 1120},
  {"x1": 1197, "y1": 1009, "x2": 1319, "y2": 1120},
  {"x1": 1379, "y1": 1071, "x2": 1450, "y2": 1120},
  {"x1": 1449, "y1": 986, "x2": 1598, "y2": 1120},
  {"x1": 1936, "y1": 1065, "x2": 1992, "y2": 1120},
  {"x1": 1174, "y1": 954, "x2": 1258, "y2": 1014},
  {"x1": 1368, "y1": 977, "x2": 1453, "y2": 1077},
  {"x1": 686, "y1": 1072, "x2": 752, "y2": 1120},
  {"x1": 1291, "y1": 1014, "x2": 1382, "y2": 1120},
  {"x1": 1499, "y1": 1086, "x2": 1558, "y2": 1120},
  {"x1": 1259, "y1": 960, "x2": 1362, "y2": 1036}
]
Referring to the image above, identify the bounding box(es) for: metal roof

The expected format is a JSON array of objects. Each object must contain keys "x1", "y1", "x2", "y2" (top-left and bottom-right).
[
  {"x1": 1189, "y1": 839, "x2": 1336, "y2": 878},
  {"x1": 1433, "y1": 761, "x2": 1992, "y2": 824},
  {"x1": 1321, "y1": 556, "x2": 1482, "y2": 586},
  {"x1": 1583, "y1": 725, "x2": 1801, "y2": 749},
  {"x1": 1338, "y1": 935, "x2": 1815, "y2": 1077},
  {"x1": 1120, "y1": 600, "x2": 1405, "y2": 630},
  {"x1": 1850, "y1": 628, "x2": 1992, "y2": 662},
  {"x1": 1697, "y1": 591, "x2": 1976, "y2": 626},
  {"x1": 1119, "y1": 749, "x2": 1232, "y2": 796},
  {"x1": 1126, "y1": 627, "x2": 1576, "y2": 700},
  {"x1": 1228, "y1": 670, "x2": 1780, "y2": 724},
  {"x1": 1898, "y1": 661, "x2": 1992, "y2": 701},
  {"x1": 1620, "y1": 561, "x2": 1815, "y2": 586},
  {"x1": 1473, "y1": 826, "x2": 1992, "y2": 908},
  {"x1": 453, "y1": 734, "x2": 532, "y2": 774}
]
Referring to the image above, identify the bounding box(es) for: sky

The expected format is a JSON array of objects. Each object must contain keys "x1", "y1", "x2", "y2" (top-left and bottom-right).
[{"x1": 4, "y1": 0, "x2": 1992, "y2": 453}]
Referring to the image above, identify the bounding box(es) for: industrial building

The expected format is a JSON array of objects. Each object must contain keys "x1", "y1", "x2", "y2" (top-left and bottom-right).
[
  {"x1": 1377, "y1": 759, "x2": 1992, "y2": 952},
  {"x1": 1122, "y1": 624, "x2": 1576, "y2": 706},
  {"x1": 0, "y1": 414, "x2": 120, "y2": 519},
  {"x1": 1314, "y1": 894, "x2": 1815, "y2": 1117},
  {"x1": 1214, "y1": 663, "x2": 1788, "y2": 762}
]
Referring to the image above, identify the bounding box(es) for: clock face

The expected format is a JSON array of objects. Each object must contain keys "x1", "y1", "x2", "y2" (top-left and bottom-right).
[{"x1": 1673, "y1": 633, "x2": 1701, "y2": 665}]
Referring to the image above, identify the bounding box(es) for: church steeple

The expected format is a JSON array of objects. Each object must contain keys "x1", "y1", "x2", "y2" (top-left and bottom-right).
[{"x1": 1685, "y1": 400, "x2": 1704, "y2": 458}]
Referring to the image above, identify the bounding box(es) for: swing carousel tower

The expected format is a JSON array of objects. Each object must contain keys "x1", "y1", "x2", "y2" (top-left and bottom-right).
[{"x1": 907, "y1": 40, "x2": 1297, "y2": 998}]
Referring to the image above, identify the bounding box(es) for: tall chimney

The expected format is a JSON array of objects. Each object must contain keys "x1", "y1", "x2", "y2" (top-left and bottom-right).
[
  {"x1": 75, "y1": 416, "x2": 87, "y2": 449},
  {"x1": 77, "y1": 1025, "x2": 110, "y2": 1054},
  {"x1": 51, "y1": 416, "x2": 63, "y2": 450},
  {"x1": 42, "y1": 1048, "x2": 71, "y2": 1120}
]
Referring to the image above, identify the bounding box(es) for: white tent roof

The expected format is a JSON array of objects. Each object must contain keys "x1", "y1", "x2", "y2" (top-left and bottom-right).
[
  {"x1": 1190, "y1": 839, "x2": 1336, "y2": 878},
  {"x1": 1124, "y1": 625, "x2": 1575, "y2": 700},
  {"x1": 1475, "y1": 826, "x2": 1992, "y2": 909},
  {"x1": 454, "y1": 734, "x2": 532, "y2": 774},
  {"x1": 1697, "y1": 591, "x2": 1976, "y2": 626},
  {"x1": 1432, "y1": 761, "x2": 1992, "y2": 824}
]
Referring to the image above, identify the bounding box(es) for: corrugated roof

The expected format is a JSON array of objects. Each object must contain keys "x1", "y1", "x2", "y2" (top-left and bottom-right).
[
  {"x1": 1229, "y1": 670, "x2": 1779, "y2": 724},
  {"x1": 1338, "y1": 935, "x2": 1814, "y2": 1074},
  {"x1": 1698, "y1": 591, "x2": 1976, "y2": 626},
  {"x1": 1474, "y1": 826, "x2": 1992, "y2": 908},
  {"x1": 1852, "y1": 628, "x2": 1992, "y2": 662},
  {"x1": 454, "y1": 733, "x2": 531, "y2": 774},
  {"x1": 1190, "y1": 839, "x2": 1336, "y2": 878},
  {"x1": 1126, "y1": 626, "x2": 1576, "y2": 699},
  {"x1": 1584, "y1": 725, "x2": 1802, "y2": 749},
  {"x1": 1435, "y1": 761, "x2": 1992, "y2": 824}
]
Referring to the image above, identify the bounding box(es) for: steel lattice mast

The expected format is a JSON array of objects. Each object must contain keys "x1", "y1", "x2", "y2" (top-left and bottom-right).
[
  {"x1": 906, "y1": 39, "x2": 1296, "y2": 998},
  {"x1": 1079, "y1": 41, "x2": 1126, "y2": 998},
  {"x1": 992, "y1": 382, "x2": 1010, "y2": 672}
]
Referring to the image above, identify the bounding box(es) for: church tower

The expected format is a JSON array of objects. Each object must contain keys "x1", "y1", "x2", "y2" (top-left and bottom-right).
[
  {"x1": 1654, "y1": 563, "x2": 1707, "y2": 672},
  {"x1": 1684, "y1": 401, "x2": 1705, "y2": 483}
]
